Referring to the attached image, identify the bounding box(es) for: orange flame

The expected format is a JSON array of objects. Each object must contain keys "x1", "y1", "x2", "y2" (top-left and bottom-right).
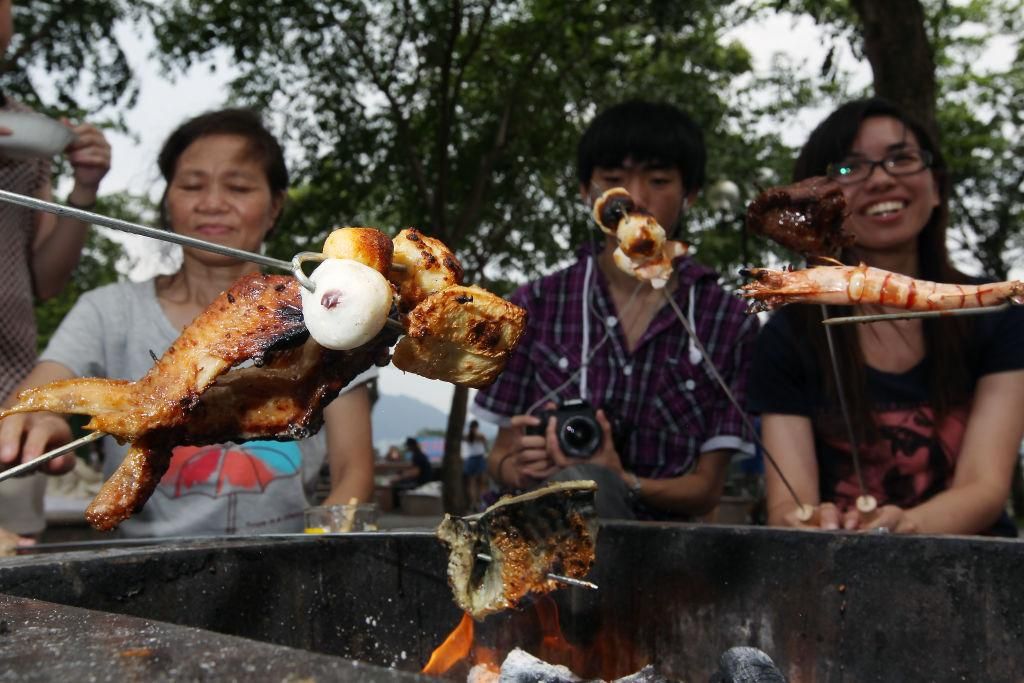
[
  {"x1": 423, "y1": 597, "x2": 648, "y2": 679},
  {"x1": 422, "y1": 612, "x2": 474, "y2": 675}
]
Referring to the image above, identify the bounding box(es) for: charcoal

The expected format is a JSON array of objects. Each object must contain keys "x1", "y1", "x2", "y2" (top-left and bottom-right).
[{"x1": 708, "y1": 646, "x2": 786, "y2": 683}]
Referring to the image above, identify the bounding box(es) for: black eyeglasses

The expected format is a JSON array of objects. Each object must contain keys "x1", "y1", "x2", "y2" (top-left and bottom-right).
[{"x1": 826, "y1": 149, "x2": 933, "y2": 184}]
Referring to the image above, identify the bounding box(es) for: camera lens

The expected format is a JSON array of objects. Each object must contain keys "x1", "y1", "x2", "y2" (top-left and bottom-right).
[{"x1": 560, "y1": 415, "x2": 600, "y2": 457}]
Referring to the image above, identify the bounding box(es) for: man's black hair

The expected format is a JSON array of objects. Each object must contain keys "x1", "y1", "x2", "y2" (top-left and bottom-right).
[{"x1": 576, "y1": 100, "x2": 706, "y2": 194}]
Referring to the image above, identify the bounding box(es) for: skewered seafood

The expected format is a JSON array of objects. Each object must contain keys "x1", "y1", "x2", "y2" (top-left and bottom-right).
[
  {"x1": 436, "y1": 480, "x2": 598, "y2": 620},
  {"x1": 745, "y1": 176, "x2": 853, "y2": 258},
  {"x1": 1, "y1": 226, "x2": 526, "y2": 530},
  {"x1": 392, "y1": 285, "x2": 527, "y2": 388},
  {"x1": 739, "y1": 263, "x2": 1024, "y2": 312},
  {"x1": 592, "y1": 187, "x2": 688, "y2": 289}
]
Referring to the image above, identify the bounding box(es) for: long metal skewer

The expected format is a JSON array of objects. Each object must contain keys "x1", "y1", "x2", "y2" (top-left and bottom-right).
[
  {"x1": 476, "y1": 553, "x2": 597, "y2": 590},
  {"x1": 0, "y1": 431, "x2": 103, "y2": 484},
  {"x1": 662, "y1": 292, "x2": 810, "y2": 514},
  {"x1": 0, "y1": 189, "x2": 295, "y2": 273},
  {"x1": 822, "y1": 304, "x2": 1010, "y2": 326},
  {"x1": 820, "y1": 305, "x2": 875, "y2": 513}
]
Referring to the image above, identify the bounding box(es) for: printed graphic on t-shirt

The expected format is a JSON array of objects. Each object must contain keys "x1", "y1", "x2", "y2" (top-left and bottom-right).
[
  {"x1": 820, "y1": 404, "x2": 966, "y2": 510},
  {"x1": 153, "y1": 440, "x2": 304, "y2": 534},
  {"x1": 159, "y1": 440, "x2": 302, "y2": 498}
]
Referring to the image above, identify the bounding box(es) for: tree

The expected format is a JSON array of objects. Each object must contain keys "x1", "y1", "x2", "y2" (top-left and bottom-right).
[{"x1": 4, "y1": 1, "x2": 149, "y2": 124}]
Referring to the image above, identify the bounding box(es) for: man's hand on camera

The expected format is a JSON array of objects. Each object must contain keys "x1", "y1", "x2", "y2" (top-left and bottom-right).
[
  {"x1": 548, "y1": 409, "x2": 622, "y2": 473},
  {"x1": 499, "y1": 414, "x2": 560, "y2": 488}
]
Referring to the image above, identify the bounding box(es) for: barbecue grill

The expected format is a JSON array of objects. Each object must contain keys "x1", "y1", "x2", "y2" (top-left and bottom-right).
[{"x1": 2, "y1": 523, "x2": 1022, "y2": 681}]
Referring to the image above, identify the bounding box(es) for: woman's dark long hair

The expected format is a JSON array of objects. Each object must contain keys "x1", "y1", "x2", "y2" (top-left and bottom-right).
[{"x1": 791, "y1": 97, "x2": 971, "y2": 444}]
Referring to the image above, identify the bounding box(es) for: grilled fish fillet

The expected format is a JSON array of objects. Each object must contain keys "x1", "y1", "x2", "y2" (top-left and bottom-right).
[{"x1": 437, "y1": 480, "x2": 598, "y2": 620}]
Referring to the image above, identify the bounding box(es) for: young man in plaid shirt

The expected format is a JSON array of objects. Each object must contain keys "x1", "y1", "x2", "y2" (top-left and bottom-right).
[{"x1": 472, "y1": 100, "x2": 758, "y2": 520}]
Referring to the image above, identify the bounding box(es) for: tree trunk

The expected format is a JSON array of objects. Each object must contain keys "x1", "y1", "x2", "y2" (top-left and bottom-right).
[
  {"x1": 441, "y1": 384, "x2": 469, "y2": 514},
  {"x1": 850, "y1": 0, "x2": 939, "y2": 142}
]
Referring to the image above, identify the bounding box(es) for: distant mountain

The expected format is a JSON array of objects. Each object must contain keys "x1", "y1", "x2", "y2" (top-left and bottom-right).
[{"x1": 372, "y1": 393, "x2": 448, "y2": 444}]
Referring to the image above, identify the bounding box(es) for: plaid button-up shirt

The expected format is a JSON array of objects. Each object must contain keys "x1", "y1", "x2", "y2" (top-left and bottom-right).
[{"x1": 473, "y1": 246, "x2": 758, "y2": 518}]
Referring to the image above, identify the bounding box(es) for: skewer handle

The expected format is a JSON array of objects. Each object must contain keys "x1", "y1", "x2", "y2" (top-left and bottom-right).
[{"x1": 0, "y1": 431, "x2": 104, "y2": 484}]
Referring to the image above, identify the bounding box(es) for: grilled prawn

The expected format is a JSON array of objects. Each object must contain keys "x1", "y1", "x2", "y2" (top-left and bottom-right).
[{"x1": 740, "y1": 263, "x2": 1024, "y2": 312}]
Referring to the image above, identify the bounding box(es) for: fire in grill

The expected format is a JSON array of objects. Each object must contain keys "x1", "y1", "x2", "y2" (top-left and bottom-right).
[{"x1": 2, "y1": 524, "x2": 1023, "y2": 681}]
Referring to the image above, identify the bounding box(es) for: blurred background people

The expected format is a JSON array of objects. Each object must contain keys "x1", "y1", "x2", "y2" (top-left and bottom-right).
[
  {"x1": 462, "y1": 419, "x2": 488, "y2": 510},
  {"x1": 390, "y1": 436, "x2": 432, "y2": 509},
  {"x1": 0, "y1": 108, "x2": 375, "y2": 537}
]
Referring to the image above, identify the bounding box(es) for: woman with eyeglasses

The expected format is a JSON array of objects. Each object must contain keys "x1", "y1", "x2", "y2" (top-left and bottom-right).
[{"x1": 747, "y1": 97, "x2": 1024, "y2": 536}]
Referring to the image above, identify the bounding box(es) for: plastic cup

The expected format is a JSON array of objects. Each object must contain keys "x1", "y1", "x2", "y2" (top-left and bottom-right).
[{"x1": 304, "y1": 503, "x2": 379, "y2": 533}]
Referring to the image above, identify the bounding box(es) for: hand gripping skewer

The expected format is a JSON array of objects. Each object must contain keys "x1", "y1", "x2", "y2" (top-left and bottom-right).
[{"x1": 0, "y1": 190, "x2": 407, "y2": 483}]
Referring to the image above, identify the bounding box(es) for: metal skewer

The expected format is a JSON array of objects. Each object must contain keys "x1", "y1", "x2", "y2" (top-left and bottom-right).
[
  {"x1": 0, "y1": 189, "x2": 295, "y2": 274},
  {"x1": 820, "y1": 306, "x2": 876, "y2": 514},
  {"x1": 476, "y1": 553, "x2": 597, "y2": 590},
  {"x1": 662, "y1": 291, "x2": 811, "y2": 515},
  {"x1": 822, "y1": 304, "x2": 1011, "y2": 326},
  {"x1": 0, "y1": 431, "x2": 103, "y2": 484}
]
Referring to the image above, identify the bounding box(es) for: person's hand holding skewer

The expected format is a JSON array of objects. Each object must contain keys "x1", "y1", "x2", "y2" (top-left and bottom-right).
[
  {"x1": 844, "y1": 504, "x2": 917, "y2": 534},
  {"x1": 0, "y1": 410, "x2": 75, "y2": 474}
]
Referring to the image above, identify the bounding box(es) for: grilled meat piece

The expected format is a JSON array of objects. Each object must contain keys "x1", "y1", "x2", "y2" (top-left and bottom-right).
[
  {"x1": 436, "y1": 480, "x2": 598, "y2": 620},
  {"x1": 745, "y1": 176, "x2": 852, "y2": 258},
  {"x1": 592, "y1": 187, "x2": 687, "y2": 289},
  {"x1": 322, "y1": 226, "x2": 395, "y2": 276},
  {"x1": 390, "y1": 228, "x2": 464, "y2": 313},
  {"x1": 391, "y1": 285, "x2": 527, "y2": 388}
]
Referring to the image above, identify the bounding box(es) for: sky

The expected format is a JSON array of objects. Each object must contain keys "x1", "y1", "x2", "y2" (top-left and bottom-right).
[{"x1": 86, "y1": 10, "x2": 1012, "y2": 413}]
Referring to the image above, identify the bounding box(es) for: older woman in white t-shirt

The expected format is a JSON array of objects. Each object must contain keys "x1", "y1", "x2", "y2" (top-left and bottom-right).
[{"x1": 0, "y1": 109, "x2": 376, "y2": 537}]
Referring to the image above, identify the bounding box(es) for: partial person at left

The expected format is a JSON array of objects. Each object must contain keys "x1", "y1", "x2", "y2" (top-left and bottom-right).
[{"x1": 0, "y1": 0, "x2": 111, "y2": 543}]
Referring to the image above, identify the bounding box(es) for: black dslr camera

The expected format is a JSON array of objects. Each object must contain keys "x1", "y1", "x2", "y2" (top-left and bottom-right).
[{"x1": 526, "y1": 398, "x2": 603, "y2": 458}]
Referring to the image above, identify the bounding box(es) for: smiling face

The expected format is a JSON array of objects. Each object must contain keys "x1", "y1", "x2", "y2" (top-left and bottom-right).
[
  {"x1": 839, "y1": 116, "x2": 940, "y2": 257},
  {"x1": 165, "y1": 134, "x2": 283, "y2": 263}
]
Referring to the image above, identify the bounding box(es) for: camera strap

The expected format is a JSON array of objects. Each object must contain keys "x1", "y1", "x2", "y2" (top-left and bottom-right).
[{"x1": 579, "y1": 255, "x2": 595, "y2": 401}]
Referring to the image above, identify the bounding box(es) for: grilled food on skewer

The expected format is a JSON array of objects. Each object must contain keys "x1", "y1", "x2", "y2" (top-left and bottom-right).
[
  {"x1": 739, "y1": 263, "x2": 1024, "y2": 313},
  {"x1": 392, "y1": 285, "x2": 527, "y2": 388},
  {"x1": 592, "y1": 187, "x2": 688, "y2": 289},
  {"x1": 1, "y1": 226, "x2": 526, "y2": 530},
  {"x1": 437, "y1": 480, "x2": 598, "y2": 620},
  {"x1": 745, "y1": 176, "x2": 852, "y2": 258},
  {"x1": 390, "y1": 228, "x2": 464, "y2": 313}
]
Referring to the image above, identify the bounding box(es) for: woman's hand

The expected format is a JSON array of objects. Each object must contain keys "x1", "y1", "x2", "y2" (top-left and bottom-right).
[
  {"x1": 63, "y1": 121, "x2": 111, "y2": 198},
  {"x1": 495, "y1": 414, "x2": 560, "y2": 489},
  {"x1": 844, "y1": 504, "x2": 918, "y2": 534},
  {"x1": 0, "y1": 411, "x2": 75, "y2": 474}
]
